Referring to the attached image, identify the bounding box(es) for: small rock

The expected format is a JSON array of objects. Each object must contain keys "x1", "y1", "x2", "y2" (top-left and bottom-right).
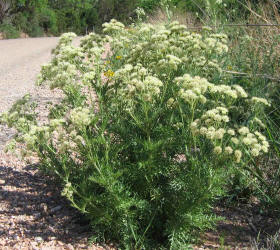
[
  {"x1": 20, "y1": 32, "x2": 29, "y2": 38},
  {"x1": 57, "y1": 240, "x2": 64, "y2": 246},
  {"x1": 66, "y1": 244, "x2": 75, "y2": 250},
  {"x1": 40, "y1": 203, "x2": 48, "y2": 213},
  {"x1": 30, "y1": 241, "x2": 39, "y2": 249},
  {"x1": 0, "y1": 180, "x2": 5, "y2": 185},
  {"x1": 35, "y1": 236, "x2": 43, "y2": 242},
  {"x1": 33, "y1": 212, "x2": 41, "y2": 219},
  {"x1": 13, "y1": 234, "x2": 20, "y2": 240},
  {"x1": 50, "y1": 205, "x2": 62, "y2": 213}
]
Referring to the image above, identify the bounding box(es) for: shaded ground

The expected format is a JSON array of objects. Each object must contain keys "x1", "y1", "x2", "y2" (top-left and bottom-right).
[
  {"x1": 0, "y1": 160, "x2": 100, "y2": 249},
  {"x1": 196, "y1": 202, "x2": 280, "y2": 249}
]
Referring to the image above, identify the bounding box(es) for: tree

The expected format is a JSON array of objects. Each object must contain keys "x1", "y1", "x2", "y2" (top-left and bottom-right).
[{"x1": 0, "y1": 0, "x2": 12, "y2": 23}]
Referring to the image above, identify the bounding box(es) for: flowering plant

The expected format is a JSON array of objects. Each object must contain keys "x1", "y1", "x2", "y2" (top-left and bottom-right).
[{"x1": 1, "y1": 20, "x2": 270, "y2": 248}]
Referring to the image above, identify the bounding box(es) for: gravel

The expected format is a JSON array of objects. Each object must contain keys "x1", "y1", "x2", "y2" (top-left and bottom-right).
[
  {"x1": 0, "y1": 37, "x2": 59, "y2": 112},
  {"x1": 0, "y1": 37, "x2": 110, "y2": 249}
]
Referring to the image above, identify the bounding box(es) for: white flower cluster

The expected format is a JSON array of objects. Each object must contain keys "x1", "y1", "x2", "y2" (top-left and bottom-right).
[
  {"x1": 81, "y1": 36, "x2": 105, "y2": 62},
  {"x1": 175, "y1": 74, "x2": 248, "y2": 106},
  {"x1": 139, "y1": 24, "x2": 154, "y2": 34},
  {"x1": 205, "y1": 36, "x2": 228, "y2": 54},
  {"x1": 69, "y1": 107, "x2": 92, "y2": 127},
  {"x1": 201, "y1": 107, "x2": 230, "y2": 124},
  {"x1": 80, "y1": 32, "x2": 103, "y2": 51},
  {"x1": 251, "y1": 97, "x2": 271, "y2": 106},
  {"x1": 158, "y1": 54, "x2": 182, "y2": 71},
  {"x1": 50, "y1": 118, "x2": 65, "y2": 128},
  {"x1": 175, "y1": 74, "x2": 209, "y2": 104},
  {"x1": 106, "y1": 21, "x2": 229, "y2": 77},
  {"x1": 114, "y1": 64, "x2": 162, "y2": 102},
  {"x1": 83, "y1": 71, "x2": 96, "y2": 86},
  {"x1": 57, "y1": 32, "x2": 77, "y2": 47},
  {"x1": 238, "y1": 128, "x2": 269, "y2": 156},
  {"x1": 135, "y1": 7, "x2": 146, "y2": 20},
  {"x1": 102, "y1": 19, "x2": 125, "y2": 33},
  {"x1": 47, "y1": 117, "x2": 89, "y2": 154},
  {"x1": 22, "y1": 125, "x2": 50, "y2": 149},
  {"x1": 38, "y1": 61, "x2": 78, "y2": 89},
  {"x1": 56, "y1": 45, "x2": 84, "y2": 62},
  {"x1": 37, "y1": 32, "x2": 84, "y2": 88},
  {"x1": 166, "y1": 21, "x2": 186, "y2": 34},
  {"x1": 48, "y1": 120, "x2": 85, "y2": 154},
  {"x1": 251, "y1": 117, "x2": 265, "y2": 128},
  {"x1": 208, "y1": 84, "x2": 248, "y2": 99},
  {"x1": 191, "y1": 114, "x2": 269, "y2": 162},
  {"x1": 190, "y1": 107, "x2": 229, "y2": 140},
  {"x1": 51, "y1": 32, "x2": 78, "y2": 59}
]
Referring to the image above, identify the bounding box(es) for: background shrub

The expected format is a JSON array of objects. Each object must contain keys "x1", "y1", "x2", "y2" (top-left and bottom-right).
[
  {"x1": 0, "y1": 21, "x2": 19, "y2": 38},
  {"x1": 2, "y1": 0, "x2": 280, "y2": 37}
]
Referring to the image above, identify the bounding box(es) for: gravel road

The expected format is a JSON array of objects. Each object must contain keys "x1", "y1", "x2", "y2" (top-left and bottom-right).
[
  {"x1": 0, "y1": 37, "x2": 108, "y2": 249},
  {"x1": 0, "y1": 37, "x2": 62, "y2": 112}
]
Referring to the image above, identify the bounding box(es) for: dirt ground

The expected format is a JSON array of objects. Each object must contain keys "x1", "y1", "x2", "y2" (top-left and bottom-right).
[{"x1": 198, "y1": 203, "x2": 279, "y2": 249}]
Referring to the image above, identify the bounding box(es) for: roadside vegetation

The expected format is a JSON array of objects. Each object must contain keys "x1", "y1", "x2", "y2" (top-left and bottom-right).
[
  {"x1": 0, "y1": 0, "x2": 139, "y2": 38},
  {"x1": 0, "y1": 0, "x2": 267, "y2": 38},
  {"x1": 1, "y1": 0, "x2": 280, "y2": 249}
]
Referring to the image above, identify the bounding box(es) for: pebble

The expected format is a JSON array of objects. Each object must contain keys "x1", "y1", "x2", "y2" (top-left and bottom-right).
[
  {"x1": 50, "y1": 205, "x2": 62, "y2": 213},
  {"x1": 13, "y1": 235, "x2": 20, "y2": 240},
  {"x1": 33, "y1": 212, "x2": 41, "y2": 219},
  {"x1": 35, "y1": 236, "x2": 43, "y2": 242},
  {"x1": 40, "y1": 203, "x2": 48, "y2": 213},
  {"x1": 0, "y1": 180, "x2": 5, "y2": 185},
  {"x1": 67, "y1": 244, "x2": 75, "y2": 250},
  {"x1": 57, "y1": 240, "x2": 64, "y2": 246},
  {"x1": 30, "y1": 242, "x2": 39, "y2": 249}
]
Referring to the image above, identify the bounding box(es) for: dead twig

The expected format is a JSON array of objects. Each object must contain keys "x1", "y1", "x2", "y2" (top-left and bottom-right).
[
  {"x1": 223, "y1": 70, "x2": 280, "y2": 82},
  {"x1": 187, "y1": 23, "x2": 280, "y2": 29}
]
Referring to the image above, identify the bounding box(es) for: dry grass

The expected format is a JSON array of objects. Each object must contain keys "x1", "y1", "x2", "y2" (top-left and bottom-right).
[
  {"x1": 146, "y1": 7, "x2": 200, "y2": 27},
  {"x1": 237, "y1": 1, "x2": 280, "y2": 76}
]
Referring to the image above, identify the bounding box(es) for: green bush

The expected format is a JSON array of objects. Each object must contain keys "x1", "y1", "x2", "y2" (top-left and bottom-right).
[
  {"x1": 13, "y1": 12, "x2": 45, "y2": 37},
  {"x1": 29, "y1": 25, "x2": 44, "y2": 37},
  {"x1": 38, "y1": 7, "x2": 58, "y2": 35},
  {"x1": 1, "y1": 20, "x2": 271, "y2": 248},
  {"x1": 138, "y1": 0, "x2": 159, "y2": 12},
  {"x1": 0, "y1": 22, "x2": 20, "y2": 39},
  {"x1": 13, "y1": 12, "x2": 29, "y2": 34}
]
